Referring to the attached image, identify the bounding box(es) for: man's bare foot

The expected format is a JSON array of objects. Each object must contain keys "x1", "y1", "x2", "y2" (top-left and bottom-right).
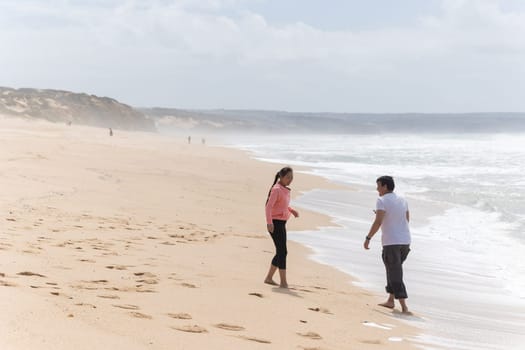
[
  {"x1": 264, "y1": 279, "x2": 278, "y2": 286},
  {"x1": 378, "y1": 302, "x2": 395, "y2": 309},
  {"x1": 401, "y1": 309, "x2": 413, "y2": 315},
  {"x1": 279, "y1": 283, "x2": 289, "y2": 289}
]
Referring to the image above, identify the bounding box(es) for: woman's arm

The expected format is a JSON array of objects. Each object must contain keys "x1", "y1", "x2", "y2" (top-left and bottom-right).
[{"x1": 265, "y1": 188, "x2": 279, "y2": 232}]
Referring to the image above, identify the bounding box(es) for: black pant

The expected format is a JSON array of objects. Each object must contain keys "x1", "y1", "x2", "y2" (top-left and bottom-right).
[
  {"x1": 382, "y1": 244, "x2": 410, "y2": 299},
  {"x1": 270, "y1": 219, "x2": 287, "y2": 269}
]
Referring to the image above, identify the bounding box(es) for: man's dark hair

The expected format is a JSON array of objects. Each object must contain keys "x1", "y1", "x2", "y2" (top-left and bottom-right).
[{"x1": 376, "y1": 176, "x2": 395, "y2": 191}]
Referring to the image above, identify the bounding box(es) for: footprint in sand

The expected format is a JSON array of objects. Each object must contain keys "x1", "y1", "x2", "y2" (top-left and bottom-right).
[
  {"x1": 214, "y1": 323, "x2": 245, "y2": 331},
  {"x1": 129, "y1": 312, "x2": 152, "y2": 319},
  {"x1": 135, "y1": 287, "x2": 156, "y2": 293},
  {"x1": 75, "y1": 303, "x2": 97, "y2": 309},
  {"x1": 112, "y1": 304, "x2": 140, "y2": 310},
  {"x1": 171, "y1": 325, "x2": 208, "y2": 333},
  {"x1": 72, "y1": 284, "x2": 98, "y2": 291},
  {"x1": 0, "y1": 280, "x2": 17, "y2": 287},
  {"x1": 97, "y1": 294, "x2": 120, "y2": 299},
  {"x1": 297, "y1": 331, "x2": 322, "y2": 340},
  {"x1": 17, "y1": 271, "x2": 46, "y2": 278},
  {"x1": 237, "y1": 335, "x2": 271, "y2": 344},
  {"x1": 134, "y1": 272, "x2": 156, "y2": 278},
  {"x1": 85, "y1": 279, "x2": 109, "y2": 284},
  {"x1": 0, "y1": 243, "x2": 13, "y2": 250},
  {"x1": 136, "y1": 279, "x2": 158, "y2": 285},
  {"x1": 106, "y1": 286, "x2": 156, "y2": 293},
  {"x1": 249, "y1": 292, "x2": 263, "y2": 298},
  {"x1": 180, "y1": 283, "x2": 197, "y2": 288},
  {"x1": 167, "y1": 313, "x2": 192, "y2": 320},
  {"x1": 308, "y1": 307, "x2": 332, "y2": 314},
  {"x1": 79, "y1": 259, "x2": 96, "y2": 263}
]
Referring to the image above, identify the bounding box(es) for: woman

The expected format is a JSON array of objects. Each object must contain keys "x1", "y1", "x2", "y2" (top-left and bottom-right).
[{"x1": 264, "y1": 167, "x2": 299, "y2": 288}]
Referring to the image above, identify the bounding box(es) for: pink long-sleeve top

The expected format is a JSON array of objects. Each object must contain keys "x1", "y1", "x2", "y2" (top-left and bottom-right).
[{"x1": 265, "y1": 183, "x2": 294, "y2": 224}]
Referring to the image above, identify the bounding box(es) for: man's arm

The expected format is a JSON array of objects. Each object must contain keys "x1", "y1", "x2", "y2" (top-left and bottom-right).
[
  {"x1": 364, "y1": 210, "x2": 385, "y2": 250},
  {"x1": 406, "y1": 210, "x2": 410, "y2": 222}
]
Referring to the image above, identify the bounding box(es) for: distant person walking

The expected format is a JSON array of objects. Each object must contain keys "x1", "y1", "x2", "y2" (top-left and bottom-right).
[
  {"x1": 264, "y1": 167, "x2": 299, "y2": 288},
  {"x1": 109, "y1": 128, "x2": 113, "y2": 136},
  {"x1": 364, "y1": 176, "x2": 412, "y2": 314},
  {"x1": 188, "y1": 136, "x2": 191, "y2": 144}
]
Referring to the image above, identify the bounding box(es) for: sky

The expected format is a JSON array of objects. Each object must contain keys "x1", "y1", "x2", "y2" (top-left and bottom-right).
[{"x1": 1, "y1": 0, "x2": 524, "y2": 113}]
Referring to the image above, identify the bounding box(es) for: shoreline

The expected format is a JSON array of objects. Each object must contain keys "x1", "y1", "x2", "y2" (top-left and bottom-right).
[
  {"x1": 266, "y1": 166, "x2": 525, "y2": 350},
  {"x1": 1, "y1": 117, "x2": 420, "y2": 349},
  {"x1": 218, "y1": 141, "x2": 425, "y2": 345}
]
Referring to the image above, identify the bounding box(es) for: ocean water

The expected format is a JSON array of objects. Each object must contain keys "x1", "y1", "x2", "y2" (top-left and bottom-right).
[{"x1": 226, "y1": 133, "x2": 525, "y2": 350}]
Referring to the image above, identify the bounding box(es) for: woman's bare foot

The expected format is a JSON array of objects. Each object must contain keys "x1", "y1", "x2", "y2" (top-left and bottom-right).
[
  {"x1": 279, "y1": 283, "x2": 289, "y2": 289},
  {"x1": 378, "y1": 302, "x2": 395, "y2": 309},
  {"x1": 264, "y1": 279, "x2": 278, "y2": 286}
]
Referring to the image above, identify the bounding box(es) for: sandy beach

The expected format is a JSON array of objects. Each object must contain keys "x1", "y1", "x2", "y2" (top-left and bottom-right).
[{"x1": 0, "y1": 117, "x2": 418, "y2": 349}]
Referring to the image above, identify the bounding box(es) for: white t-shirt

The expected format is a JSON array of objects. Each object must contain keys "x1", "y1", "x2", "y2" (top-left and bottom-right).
[{"x1": 376, "y1": 192, "x2": 411, "y2": 246}]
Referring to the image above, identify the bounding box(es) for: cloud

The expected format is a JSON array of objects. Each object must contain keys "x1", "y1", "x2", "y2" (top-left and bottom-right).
[
  {"x1": 423, "y1": 0, "x2": 525, "y2": 53},
  {"x1": 0, "y1": 0, "x2": 523, "y2": 112}
]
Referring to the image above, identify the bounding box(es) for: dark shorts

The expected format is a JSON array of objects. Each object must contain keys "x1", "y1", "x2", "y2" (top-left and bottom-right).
[{"x1": 382, "y1": 244, "x2": 410, "y2": 299}]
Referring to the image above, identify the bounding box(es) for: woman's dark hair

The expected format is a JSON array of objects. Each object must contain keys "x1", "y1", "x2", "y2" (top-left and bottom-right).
[
  {"x1": 265, "y1": 167, "x2": 293, "y2": 204},
  {"x1": 376, "y1": 175, "x2": 395, "y2": 191}
]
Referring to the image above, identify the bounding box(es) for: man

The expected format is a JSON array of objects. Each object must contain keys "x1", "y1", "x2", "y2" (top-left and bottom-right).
[{"x1": 364, "y1": 176, "x2": 411, "y2": 314}]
